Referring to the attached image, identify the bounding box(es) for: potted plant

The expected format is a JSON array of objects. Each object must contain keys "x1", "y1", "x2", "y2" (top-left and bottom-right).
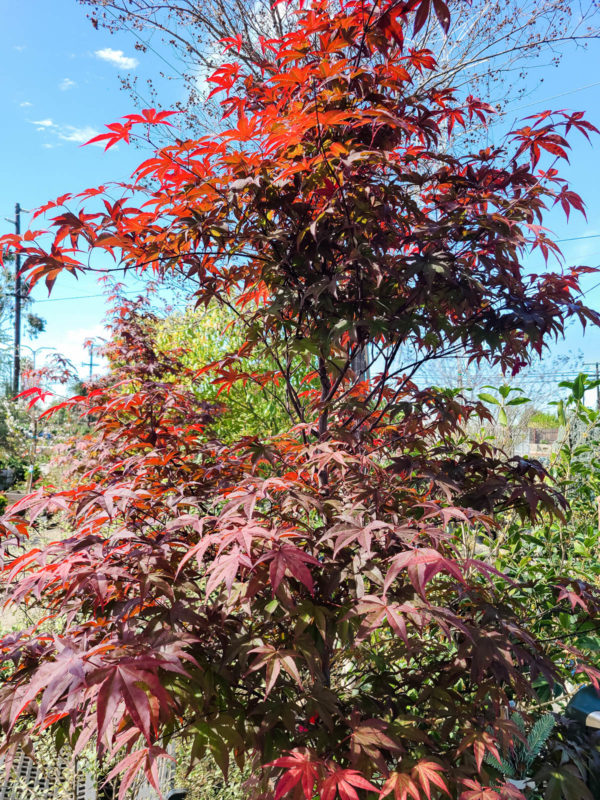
[{"x1": 485, "y1": 712, "x2": 555, "y2": 791}]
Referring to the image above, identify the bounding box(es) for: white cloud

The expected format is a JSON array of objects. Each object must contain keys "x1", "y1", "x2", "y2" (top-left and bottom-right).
[
  {"x1": 42, "y1": 143, "x2": 56, "y2": 150},
  {"x1": 94, "y1": 47, "x2": 138, "y2": 70},
  {"x1": 56, "y1": 324, "x2": 109, "y2": 382},
  {"x1": 20, "y1": 101, "x2": 32, "y2": 108},
  {"x1": 23, "y1": 323, "x2": 109, "y2": 391},
  {"x1": 59, "y1": 78, "x2": 77, "y2": 91},
  {"x1": 28, "y1": 118, "x2": 103, "y2": 148},
  {"x1": 57, "y1": 324, "x2": 109, "y2": 376},
  {"x1": 58, "y1": 125, "x2": 100, "y2": 144},
  {"x1": 13, "y1": 45, "x2": 26, "y2": 52}
]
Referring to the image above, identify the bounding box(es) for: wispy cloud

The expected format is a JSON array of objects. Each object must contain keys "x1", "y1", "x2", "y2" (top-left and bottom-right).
[
  {"x1": 94, "y1": 47, "x2": 138, "y2": 70},
  {"x1": 20, "y1": 101, "x2": 32, "y2": 108},
  {"x1": 59, "y1": 78, "x2": 77, "y2": 91},
  {"x1": 33, "y1": 119, "x2": 57, "y2": 133},
  {"x1": 59, "y1": 125, "x2": 100, "y2": 145},
  {"x1": 13, "y1": 45, "x2": 26, "y2": 52},
  {"x1": 28, "y1": 118, "x2": 103, "y2": 147}
]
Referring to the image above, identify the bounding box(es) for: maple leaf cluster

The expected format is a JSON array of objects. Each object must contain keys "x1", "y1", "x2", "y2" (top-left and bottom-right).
[{"x1": 1, "y1": 0, "x2": 599, "y2": 798}]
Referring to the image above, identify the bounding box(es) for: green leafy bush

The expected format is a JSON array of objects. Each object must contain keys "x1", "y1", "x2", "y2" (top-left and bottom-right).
[
  {"x1": 0, "y1": 456, "x2": 40, "y2": 486},
  {"x1": 174, "y1": 749, "x2": 249, "y2": 800},
  {"x1": 484, "y1": 712, "x2": 555, "y2": 782},
  {"x1": 528, "y1": 411, "x2": 561, "y2": 429}
]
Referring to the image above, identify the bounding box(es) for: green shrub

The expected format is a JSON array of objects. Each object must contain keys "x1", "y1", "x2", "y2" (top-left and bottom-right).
[
  {"x1": 0, "y1": 456, "x2": 40, "y2": 486},
  {"x1": 484, "y1": 712, "x2": 555, "y2": 781},
  {"x1": 174, "y1": 748, "x2": 249, "y2": 800},
  {"x1": 528, "y1": 410, "x2": 560, "y2": 428}
]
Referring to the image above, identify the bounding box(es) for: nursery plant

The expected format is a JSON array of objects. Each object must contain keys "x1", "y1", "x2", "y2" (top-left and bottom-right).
[
  {"x1": 1, "y1": 0, "x2": 600, "y2": 798},
  {"x1": 484, "y1": 712, "x2": 554, "y2": 786}
]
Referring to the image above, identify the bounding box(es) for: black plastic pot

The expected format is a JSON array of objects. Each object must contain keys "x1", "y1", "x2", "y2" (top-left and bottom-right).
[{"x1": 566, "y1": 686, "x2": 600, "y2": 797}]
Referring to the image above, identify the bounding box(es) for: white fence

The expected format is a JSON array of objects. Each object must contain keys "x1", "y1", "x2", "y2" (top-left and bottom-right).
[
  {"x1": 0, "y1": 749, "x2": 95, "y2": 800},
  {"x1": 0, "y1": 748, "x2": 177, "y2": 800}
]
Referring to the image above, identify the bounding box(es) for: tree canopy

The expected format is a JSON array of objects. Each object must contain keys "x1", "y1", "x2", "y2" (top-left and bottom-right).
[
  {"x1": 1, "y1": 0, "x2": 599, "y2": 798},
  {"x1": 78, "y1": 0, "x2": 600, "y2": 135}
]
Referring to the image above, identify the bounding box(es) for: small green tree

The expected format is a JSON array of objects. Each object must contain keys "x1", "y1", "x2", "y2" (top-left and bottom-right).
[{"x1": 154, "y1": 303, "x2": 310, "y2": 441}]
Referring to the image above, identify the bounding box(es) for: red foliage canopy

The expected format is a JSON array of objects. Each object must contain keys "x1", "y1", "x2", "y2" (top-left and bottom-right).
[{"x1": 1, "y1": 0, "x2": 599, "y2": 797}]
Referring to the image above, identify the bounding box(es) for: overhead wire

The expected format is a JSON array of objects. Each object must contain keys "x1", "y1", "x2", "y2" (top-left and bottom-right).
[
  {"x1": 32, "y1": 287, "x2": 170, "y2": 304},
  {"x1": 499, "y1": 80, "x2": 600, "y2": 115},
  {"x1": 103, "y1": 5, "x2": 188, "y2": 81},
  {"x1": 556, "y1": 234, "x2": 600, "y2": 243},
  {"x1": 28, "y1": 257, "x2": 600, "y2": 305}
]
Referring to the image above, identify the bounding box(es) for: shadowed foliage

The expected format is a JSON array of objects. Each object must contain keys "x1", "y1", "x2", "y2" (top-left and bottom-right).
[{"x1": 1, "y1": 0, "x2": 600, "y2": 798}]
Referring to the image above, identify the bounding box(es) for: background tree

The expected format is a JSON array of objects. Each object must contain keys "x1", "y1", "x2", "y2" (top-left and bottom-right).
[
  {"x1": 154, "y1": 302, "x2": 313, "y2": 441},
  {"x1": 1, "y1": 2, "x2": 600, "y2": 800},
  {"x1": 0, "y1": 260, "x2": 48, "y2": 486},
  {"x1": 78, "y1": 0, "x2": 599, "y2": 134}
]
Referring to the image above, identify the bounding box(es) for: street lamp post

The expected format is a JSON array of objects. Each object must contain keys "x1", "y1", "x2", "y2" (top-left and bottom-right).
[
  {"x1": 19, "y1": 344, "x2": 56, "y2": 371},
  {"x1": 1, "y1": 344, "x2": 56, "y2": 377}
]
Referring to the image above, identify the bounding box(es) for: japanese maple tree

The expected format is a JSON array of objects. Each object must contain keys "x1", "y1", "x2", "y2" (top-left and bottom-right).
[
  {"x1": 78, "y1": 0, "x2": 600, "y2": 137},
  {"x1": 1, "y1": 0, "x2": 600, "y2": 798}
]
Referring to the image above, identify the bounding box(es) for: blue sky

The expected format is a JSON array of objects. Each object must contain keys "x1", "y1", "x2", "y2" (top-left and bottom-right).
[
  {"x1": 0, "y1": 0, "x2": 174, "y2": 378},
  {"x1": 1, "y1": 0, "x2": 600, "y2": 383}
]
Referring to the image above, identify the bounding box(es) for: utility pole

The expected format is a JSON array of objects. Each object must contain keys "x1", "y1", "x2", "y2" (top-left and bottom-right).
[
  {"x1": 456, "y1": 355, "x2": 463, "y2": 389},
  {"x1": 351, "y1": 347, "x2": 369, "y2": 382},
  {"x1": 13, "y1": 202, "x2": 21, "y2": 396},
  {"x1": 82, "y1": 342, "x2": 100, "y2": 381},
  {"x1": 596, "y1": 362, "x2": 599, "y2": 412}
]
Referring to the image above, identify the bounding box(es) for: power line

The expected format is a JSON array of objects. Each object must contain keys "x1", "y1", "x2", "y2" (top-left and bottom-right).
[
  {"x1": 32, "y1": 286, "x2": 172, "y2": 304},
  {"x1": 582, "y1": 277, "x2": 600, "y2": 296},
  {"x1": 502, "y1": 80, "x2": 600, "y2": 115},
  {"x1": 103, "y1": 6, "x2": 187, "y2": 81},
  {"x1": 28, "y1": 270, "x2": 600, "y2": 305},
  {"x1": 33, "y1": 290, "x2": 135, "y2": 304},
  {"x1": 556, "y1": 234, "x2": 600, "y2": 243}
]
